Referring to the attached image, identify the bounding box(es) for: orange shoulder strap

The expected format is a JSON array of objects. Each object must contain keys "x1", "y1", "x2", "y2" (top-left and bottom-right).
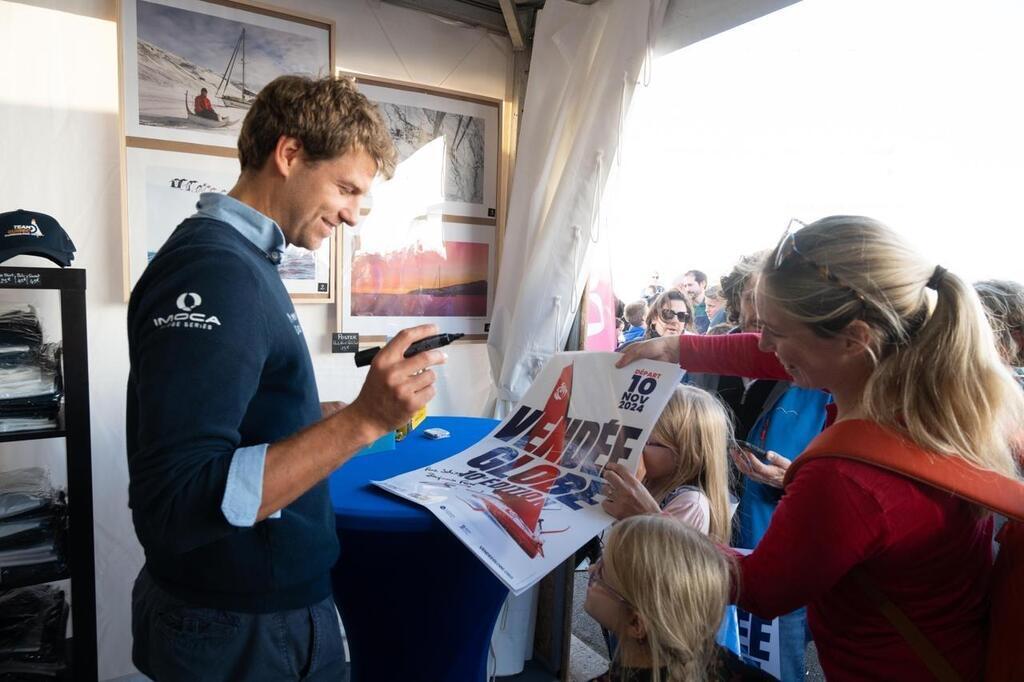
[{"x1": 783, "y1": 420, "x2": 1024, "y2": 522}]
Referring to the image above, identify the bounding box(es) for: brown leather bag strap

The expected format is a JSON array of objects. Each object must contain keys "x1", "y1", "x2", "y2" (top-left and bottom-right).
[
  {"x1": 783, "y1": 419, "x2": 1023, "y2": 680},
  {"x1": 784, "y1": 420, "x2": 1024, "y2": 522},
  {"x1": 853, "y1": 571, "x2": 964, "y2": 682}
]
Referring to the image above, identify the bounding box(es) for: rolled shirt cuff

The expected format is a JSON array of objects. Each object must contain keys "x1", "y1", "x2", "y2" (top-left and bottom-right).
[{"x1": 221, "y1": 443, "x2": 281, "y2": 526}]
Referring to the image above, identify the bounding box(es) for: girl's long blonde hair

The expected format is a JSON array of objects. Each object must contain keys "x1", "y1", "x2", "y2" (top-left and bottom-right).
[
  {"x1": 645, "y1": 385, "x2": 733, "y2": 544},
  {"x1": 604, "y1": 516, "x2": 733, "y2": 682},
  {"x1": 761, "y1": 216, "x2": 1023, "y2": 479}
]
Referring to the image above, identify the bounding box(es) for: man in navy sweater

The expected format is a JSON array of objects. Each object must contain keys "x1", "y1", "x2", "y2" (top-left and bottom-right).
[{"x1": 126, "y1": 76, "x2": 444, "y2": 680}]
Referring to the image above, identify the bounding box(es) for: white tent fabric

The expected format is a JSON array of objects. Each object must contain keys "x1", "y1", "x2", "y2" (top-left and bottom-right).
[{"x1": 487, "y1": 0, "x2": 668, "y2": 417}]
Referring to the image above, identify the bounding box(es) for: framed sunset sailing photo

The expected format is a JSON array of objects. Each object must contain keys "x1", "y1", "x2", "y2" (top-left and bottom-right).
[
  {"x1": 118, "y1": 0, "x2": 334, "y2": 150},
  {"x1": 338, "y1": 220, "x2": 496, "y2": 340}
]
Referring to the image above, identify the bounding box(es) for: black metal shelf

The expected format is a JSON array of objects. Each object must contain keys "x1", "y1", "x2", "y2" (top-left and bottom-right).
[{"x1": 1, "y1": 266, "x2": 97, "y2": 681}]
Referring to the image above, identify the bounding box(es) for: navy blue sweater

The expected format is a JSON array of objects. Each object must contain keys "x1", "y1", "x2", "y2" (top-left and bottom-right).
[{"x1": 126, "y1": 217, "x2": 337, "y2": 612}]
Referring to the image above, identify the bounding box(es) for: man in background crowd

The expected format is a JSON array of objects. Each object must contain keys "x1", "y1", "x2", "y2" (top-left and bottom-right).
[{"x1": 675, "y1": 270, "x2": 710, "y2": 333}]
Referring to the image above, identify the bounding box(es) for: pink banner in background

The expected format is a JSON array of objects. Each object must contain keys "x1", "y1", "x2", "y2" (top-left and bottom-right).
[{"x1": 585, "y1": 237, "x2": 618, "y2": 351}]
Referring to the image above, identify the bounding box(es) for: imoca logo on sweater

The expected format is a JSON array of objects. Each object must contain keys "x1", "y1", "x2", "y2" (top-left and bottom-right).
[{"x1": 152, "y1": 292, "x2": 222, "y2": 330}]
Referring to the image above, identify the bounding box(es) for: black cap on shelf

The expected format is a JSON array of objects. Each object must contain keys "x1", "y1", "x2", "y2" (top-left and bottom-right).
[{"x1": 0, "y1": 210, "x2": 77, "y2": 267}]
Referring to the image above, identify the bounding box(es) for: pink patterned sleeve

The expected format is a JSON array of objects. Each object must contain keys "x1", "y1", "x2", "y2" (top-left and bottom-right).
[{"x1": 660, "y1": 489, "x2": 711, "y2": 536}]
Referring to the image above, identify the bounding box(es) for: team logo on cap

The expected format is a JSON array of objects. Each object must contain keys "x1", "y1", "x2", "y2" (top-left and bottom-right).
[
  {"x1": 3, "y1": 219, "x2": 44, "y2": 238},
  {"x1": 153, "y1": 292, "x2": 221, "y2": 331}
]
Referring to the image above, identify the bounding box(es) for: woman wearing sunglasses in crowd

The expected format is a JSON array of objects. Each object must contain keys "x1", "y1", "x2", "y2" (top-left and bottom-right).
[
  {"x1": 607, "y1": 216, "x2": 1024, "y2": 680},
  {"x1": 617, "y1": 290, "x2": 694, "y2": 352}
]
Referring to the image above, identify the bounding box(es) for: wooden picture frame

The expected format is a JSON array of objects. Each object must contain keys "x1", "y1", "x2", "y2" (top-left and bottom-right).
[
  {"x1": 122, "y1": 143, "x2": 335, "y2": 301},
  {"x1": 335, "y1": 73, "x2": 503, "y2": 340},
  {"x1": 118, "y1": 0, "x2": 334, "y2": 150},
  {"x1": 117, "y1": 0, "x2": 336, "y2": 302},
  {"x1": 338, "y1": 219, "x2": 496, "y2": 341},
  {"x1": 341, "y1": 72, "x2": 502, "y2": 221}
]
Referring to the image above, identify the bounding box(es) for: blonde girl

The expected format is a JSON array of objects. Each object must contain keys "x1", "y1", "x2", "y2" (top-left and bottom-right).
[
  {"x1": 584, "y1": 516, "x2": 766, "y2": 682},
  {"x1": 639, "y1": 385, "x2": 733, "y2": 545}
]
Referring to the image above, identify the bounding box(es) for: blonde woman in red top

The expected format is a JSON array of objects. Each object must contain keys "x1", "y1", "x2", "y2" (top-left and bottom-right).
[{"x1": 605, "y1": 216, "x2": 1024, "y2": 681}]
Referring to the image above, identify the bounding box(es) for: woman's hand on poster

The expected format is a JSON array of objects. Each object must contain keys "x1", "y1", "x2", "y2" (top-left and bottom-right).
[
  {"x1": 615, "y1": 336, "x2": 679, "y2": 368},
  {"x1": 601, "y1": 462, "x2": 660, "y2": 519},
  {"x1": 731, "y1": 446, "x2": 791, "y2": 489}
]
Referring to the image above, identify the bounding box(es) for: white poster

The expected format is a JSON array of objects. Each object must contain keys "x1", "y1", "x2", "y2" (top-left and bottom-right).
[
  {"x1": 374, "y1": 352, "x2": 683, "y2": 595},
  {"x1": 735, "y1": 548, "x2": 782, "y2": 680}
]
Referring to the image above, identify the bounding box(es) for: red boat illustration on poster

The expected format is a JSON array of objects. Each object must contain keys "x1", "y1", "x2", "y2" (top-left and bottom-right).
[{"x1": 464, "y1": 362, "x2": 574, "y2": 557}]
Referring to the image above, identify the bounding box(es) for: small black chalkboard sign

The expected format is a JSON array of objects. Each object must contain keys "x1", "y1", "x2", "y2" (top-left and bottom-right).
[{"x1": 332, "y1": 332, "x2": 359, "y2": 353}]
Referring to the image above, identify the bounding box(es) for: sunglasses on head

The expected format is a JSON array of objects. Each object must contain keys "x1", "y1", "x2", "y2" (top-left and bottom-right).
[
  {"x1": 659, "y1": 308, "x2": 689, "y2": 323},
  {"x1": 772, "y1": 218, "x2": 867, "y2": 306}
]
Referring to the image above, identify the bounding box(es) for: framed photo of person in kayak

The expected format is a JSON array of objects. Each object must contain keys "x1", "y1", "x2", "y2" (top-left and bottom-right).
[
  {"x1": 122, "y1": 143, "x2": 336, "y2": 303},
  {"x1": 118, "y1": 0, "x2": 334, "y2": 151}
]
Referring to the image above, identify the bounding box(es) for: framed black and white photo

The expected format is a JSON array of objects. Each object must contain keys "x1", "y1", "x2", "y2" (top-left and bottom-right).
[
  {"x1": 119, "y1": 0, "x2": 334, "y2": 150},
  {"x1": 122, "y1": 144, "x2": 334, "y2": 302},
  {"x1": 344, "y1": 73, "x2": 502, "y2": 221}
]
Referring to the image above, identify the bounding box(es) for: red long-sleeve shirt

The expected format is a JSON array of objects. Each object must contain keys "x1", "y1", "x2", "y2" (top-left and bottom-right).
[
  {"x1": 194, "y1": 94, "x2": 214, "y2": 114},
  {"x1": 678, "y1": 332, "x2": 991, "y2": 680}
]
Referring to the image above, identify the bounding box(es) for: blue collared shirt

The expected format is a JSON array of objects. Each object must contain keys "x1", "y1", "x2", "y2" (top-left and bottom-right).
[{"x1": 195, "y1": 192, "x2": 287, "y2": 526}]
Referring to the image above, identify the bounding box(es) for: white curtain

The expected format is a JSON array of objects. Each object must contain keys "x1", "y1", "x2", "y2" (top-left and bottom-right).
[{"x1": 487, "y1": 0, "x2": 668, "y2": 416}]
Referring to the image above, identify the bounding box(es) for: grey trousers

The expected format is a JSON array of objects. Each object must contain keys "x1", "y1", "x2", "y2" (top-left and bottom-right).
[{"x1": 132, "y1": 569, "x2": 347, "y2": 681}]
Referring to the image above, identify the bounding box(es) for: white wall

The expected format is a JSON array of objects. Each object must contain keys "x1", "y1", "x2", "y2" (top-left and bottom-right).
[{"x1": 0, "y1": 1, "x2": 510, "y2": 678}]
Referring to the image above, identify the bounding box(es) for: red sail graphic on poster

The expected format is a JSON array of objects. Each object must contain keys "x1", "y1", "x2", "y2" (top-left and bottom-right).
[{"x1": 489, "y1": 362, "x2": 574, "y2": 555}]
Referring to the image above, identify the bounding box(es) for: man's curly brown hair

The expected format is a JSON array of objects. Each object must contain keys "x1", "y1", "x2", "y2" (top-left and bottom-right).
[{"x1": 237, "y1": 75, "x2": 396, "y2": 178}]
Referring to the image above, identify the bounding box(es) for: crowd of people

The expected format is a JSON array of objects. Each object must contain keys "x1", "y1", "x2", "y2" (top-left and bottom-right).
[{"x1": 588, "y1": 219, "x2": 1024, "y2": 681}]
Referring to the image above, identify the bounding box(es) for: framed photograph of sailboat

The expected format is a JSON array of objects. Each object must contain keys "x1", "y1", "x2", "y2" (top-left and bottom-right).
[
  {"x1": 337, "y1": 219, "x2": 496, "y2": 340},
  {"x1": 118, "y1": 0, "x2": 334, "y2": 151}
]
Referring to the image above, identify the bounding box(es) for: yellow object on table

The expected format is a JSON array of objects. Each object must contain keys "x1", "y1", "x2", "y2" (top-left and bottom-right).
[{"x1": 395, "y1": 405, "x2": 427, "y2": 442}]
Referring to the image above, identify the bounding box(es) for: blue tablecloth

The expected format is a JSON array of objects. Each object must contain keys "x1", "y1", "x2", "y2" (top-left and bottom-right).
[{"x1": 329, "y1": 416, "x2": 509, "y2": 682}]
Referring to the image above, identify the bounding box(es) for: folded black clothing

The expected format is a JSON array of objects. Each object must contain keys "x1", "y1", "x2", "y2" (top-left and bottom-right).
[
  {"x1": 0, "y1": 518, "x2": 56, "y2": 552},
  {"x1": 0, "y1": 307, "x2": 42, "y2": 350},
  {"x1": 0, "y1": 407, "x2": 61, "y2": 422},
  {"x1": 0, "y1": 560, "x2": 67, "y2": 591},
  {"x1": 0, "y1": 471, "x2": 60, "y2": 525},
  {"x1": 0, "y1": 495, "x2": 52, "y2": 524},
  {"x1": 0, "y1": 348, "x2": 35, "y2": 369},
  {"x1": 0, "y1": 584, "x2": 68, "y2": 676},
  {"x1": 0, "y1": 391, "x2": 62, "y2": 415},
  {"x1": 0, "y1": 586, "x2": 63, "y2": 645}
]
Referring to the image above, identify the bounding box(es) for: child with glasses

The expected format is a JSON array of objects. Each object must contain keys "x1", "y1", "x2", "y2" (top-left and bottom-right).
[{"x1": 584, "y1": 516, "x2": 771, "y2": 682}]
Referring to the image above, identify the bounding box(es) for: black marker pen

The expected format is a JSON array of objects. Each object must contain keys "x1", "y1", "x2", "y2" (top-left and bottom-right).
[{"x1": 354, "y1": 333, "x2": 464, "y2": 367}]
